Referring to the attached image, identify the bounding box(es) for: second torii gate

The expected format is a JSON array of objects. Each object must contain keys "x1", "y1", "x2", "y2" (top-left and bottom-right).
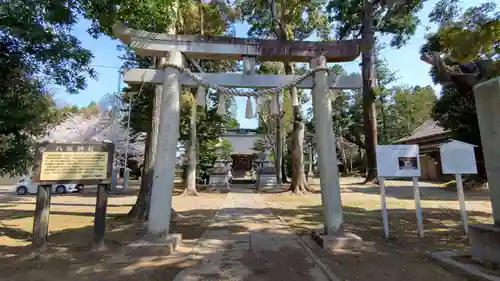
[{"x1": 114, "y1": 23, "x2": 364, "y2": 251}]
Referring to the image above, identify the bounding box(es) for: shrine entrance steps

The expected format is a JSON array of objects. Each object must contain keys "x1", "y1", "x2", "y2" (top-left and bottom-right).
[{"x1": 231, "y1": 170, "x2": 255, "y2": 185}]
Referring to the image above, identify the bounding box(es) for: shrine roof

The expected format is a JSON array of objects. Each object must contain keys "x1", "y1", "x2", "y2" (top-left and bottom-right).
[{"x1": 394, "y1": 120, "x2": 451, "y2": 143}]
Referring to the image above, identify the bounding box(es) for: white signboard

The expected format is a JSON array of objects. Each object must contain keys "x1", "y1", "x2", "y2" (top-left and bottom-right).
[
  {"x1": 440, "y1": 140, "x2": 477, "y2": 174},
  {"x1": 376, "y1": 145, "x2": 421, "y2": 177}
]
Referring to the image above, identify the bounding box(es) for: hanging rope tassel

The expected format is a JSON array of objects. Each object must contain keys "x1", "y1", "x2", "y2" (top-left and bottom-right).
[
  {"x1": 196, "y1": 85, "x2": 206, "y2": 106},
  {"x1": 217, "y1": 93, "x2": 226, "y2": 115},
  {"x1": 254, "y1": 96, "x2": 260, "y2": 118},
  {"x1": 270, "y1": 94, "x2": 278, "y2": 115},
  {"x1": 244, "y1": 96, "x2": 253, "y2": 119}
]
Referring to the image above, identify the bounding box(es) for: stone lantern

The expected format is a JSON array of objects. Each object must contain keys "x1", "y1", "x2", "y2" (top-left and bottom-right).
[
  {"x1": 305, "y1": 134, "x2": 315, "y2": 181},
  {"x1": 255, "y1": 150, "x2": 277, "y2": 190},
  {"x1": 209, "y1": 143, "x2": 230, "y2": 191}
]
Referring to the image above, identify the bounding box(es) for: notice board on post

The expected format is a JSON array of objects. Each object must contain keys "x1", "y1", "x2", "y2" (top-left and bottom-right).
[
  {"x1": 31, "y1": 142, "x2": 114, "y2": 185},
  {"x1": 440, "y1": 140, "x2": 477, "y2": 175},
  {"x1": 376, "y1": 144, "x2": 421, "y2": 178}
]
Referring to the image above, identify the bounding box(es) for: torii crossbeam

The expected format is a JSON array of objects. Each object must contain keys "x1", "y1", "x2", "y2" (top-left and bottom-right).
[{"x1": 113, "y1": 23, "x2": 361, "y2": 62}]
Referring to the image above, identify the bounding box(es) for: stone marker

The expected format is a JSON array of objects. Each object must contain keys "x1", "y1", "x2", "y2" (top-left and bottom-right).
[{"x1": 470, "y1": 77, "x2": 500, "y2": 266}]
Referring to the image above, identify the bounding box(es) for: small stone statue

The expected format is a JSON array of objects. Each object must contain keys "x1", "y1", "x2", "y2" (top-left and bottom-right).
[{"x1": 420, "y1": 51, "x2": 495, "y2": 91}]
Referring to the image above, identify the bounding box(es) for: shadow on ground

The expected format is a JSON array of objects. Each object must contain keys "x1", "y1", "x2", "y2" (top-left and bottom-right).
[
  {"x1": 272, "y1": 203, "x2": 492, "y2": 281},
  {"x1": 344, "y1": 183, "x2": 490, "y2": 201},
  {"x1": 0, "y1": 194, "x2": 490, "y2": 281},
  {"x1": 0, "y1": 206, "x2": 220, "y2": 281}
]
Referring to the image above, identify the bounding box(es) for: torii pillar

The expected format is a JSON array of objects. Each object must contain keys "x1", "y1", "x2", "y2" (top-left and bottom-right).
[
  {"x1": 310, "y1": 56, "x2": 362, "y2": 251},
  {"x1": 127, "y1": 52, "x2": 183, "y2": 255},
  {"x1": 147, "y1": 51, "x2": 183, "y2": 239}
]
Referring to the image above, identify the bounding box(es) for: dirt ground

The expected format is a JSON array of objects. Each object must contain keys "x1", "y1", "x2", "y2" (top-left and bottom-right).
[
  {"x1": 0, "y1": 177, "x2": 493, "y2": 280},
  {"x1": 263, "y1": 177, "x2": 493, "y2": 281},
  {"x1": 0, "y1": 183, "x2": 227, "y2": 281}
]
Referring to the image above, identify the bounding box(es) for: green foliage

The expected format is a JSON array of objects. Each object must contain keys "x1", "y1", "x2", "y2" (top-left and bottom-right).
[
  {"x1": 0, "y1": 38, "x2": 62, "y2": 176},
  {"x1": 0, "y1": 0, "x2": 95, "y2": 94},
  {"x1": 83, "y1": 0, "x2": 179, "y2": 35},
  {"x1": 305, "y1": 61, "x2": 436, "y2": 146},
  {"x1": 433, "y1": 86, "x2": 480, "y2": 144},
  {"x1": 423, "y1": 0, "x2": 499, "y2": 62},
  {"x1": 381, "y1": 85, "x2": 437, "y2": 143},
  {"x1": 252, "y1": 137, "x2": 267, "y2": 155},
  {"x1": 236, "y1": 0, "x2": 331, "y2": 40},
  {"x1": 197, "y1": 138, "x2": 233, "y2": 176},
  {"x1": 83, "y1": 0, "x2": 237, "y2": 36},
  {"x1": 220, "y1": 139, "x2": 233, "y2": 158},
  {"x1": 326, "y1": 0, "x2": 425, "y2": 47},
  {"x1": 109, "y1": 0, "x2": 241, "y2": 177},
  {"x1": 422, "y1": 1, "x2": 500, "y2": 146},
  {"x1": 0, "y1": 0, "x2": 97, "y2": 176}
]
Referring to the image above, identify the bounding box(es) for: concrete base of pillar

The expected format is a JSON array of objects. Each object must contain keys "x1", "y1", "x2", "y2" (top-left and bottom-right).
[
  {"x1": 469, "y1": 224, "x2": 500, "y2": 266},
  {"x1": 126, "y1": 233, "x2": 182, "y2": 259},
  {"x1": 311, "y1": 230, "x2": 362, "y2": 252}
]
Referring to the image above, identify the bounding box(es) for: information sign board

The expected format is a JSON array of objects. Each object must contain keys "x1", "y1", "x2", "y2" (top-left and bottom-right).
[
  {"x1": 440, "y1": 140, "x2": 477, "y2": 174},
  {"x1": 376, "y1": 145, "x2": 421, "y2": 177},
  {"x1": 32, "y1": 142, "x2": 114, "y2": 184}
]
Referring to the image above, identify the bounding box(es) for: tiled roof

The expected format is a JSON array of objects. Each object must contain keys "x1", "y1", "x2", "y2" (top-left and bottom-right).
[{"x1": 395, "y1": 120, "x2": 451, "y2": 143}]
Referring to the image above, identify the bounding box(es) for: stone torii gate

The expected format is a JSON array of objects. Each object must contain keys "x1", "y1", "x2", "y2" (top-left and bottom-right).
[{"x1": 114, "y1": 23, "x2": 363, "y2": 250}]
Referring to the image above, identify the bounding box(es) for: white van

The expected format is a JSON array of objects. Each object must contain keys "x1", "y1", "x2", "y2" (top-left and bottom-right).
[{"x1": 15, "y1": 176, "x2": 84, "y2": 195}]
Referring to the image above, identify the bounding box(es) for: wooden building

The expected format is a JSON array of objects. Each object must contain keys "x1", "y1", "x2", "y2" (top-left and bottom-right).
[
  {"x1": 394, "y1": 120, "x2": 484, "y2": 181},
  {"x1": 394, "y1": 120, "x2": 451, "y2": 181},
  {"x1": 223, "y1": 129, "x2": 263, "y2": 177}
]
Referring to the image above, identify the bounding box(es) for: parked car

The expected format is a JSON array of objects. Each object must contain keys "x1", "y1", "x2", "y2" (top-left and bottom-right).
[{"x1": 15, "y1": 176, "x2": 84, "y2": 195}]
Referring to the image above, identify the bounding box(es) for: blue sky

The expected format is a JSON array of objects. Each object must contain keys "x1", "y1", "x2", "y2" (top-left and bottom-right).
[{"x1": 54, "y1": 0, "x2": 479, "y2": 129}]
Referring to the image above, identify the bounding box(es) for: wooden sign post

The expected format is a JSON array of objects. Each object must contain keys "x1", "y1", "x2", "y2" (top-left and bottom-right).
[
  {"x1": 440, "y1": 140, "x2": 478, "y2": 234},
  {"x1": 31, "y1": 142, "x2": 114, "y2": 249},
  {"x1": 32, "y1": 184, "x2": 52, "y2": 249}
]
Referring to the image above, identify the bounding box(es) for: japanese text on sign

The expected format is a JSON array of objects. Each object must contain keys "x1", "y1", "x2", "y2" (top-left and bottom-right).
[{"x1": 39, "y1": 151, "x2": 108, "y2": 181}]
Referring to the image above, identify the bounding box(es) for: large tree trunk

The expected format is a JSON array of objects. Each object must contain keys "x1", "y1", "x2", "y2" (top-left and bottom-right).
[
  {"x1": 361, "y1": 0, "x2": 378, "y2": 184},
  {"x1": 380, "y1": 96, "x2": 388, "y2": 143},
  {"x1": 285, "y1": 63, "x2": 313, "y2": 194},
  {"x1": 281, "y1": 124, "x2": 288, "y2": 183},
  {"x1": 361, "y1": 68, "x2": 378, "y2": 183},
  {"x1": 274, "y1": 95, "x2": 282, "y2": 186},
  {"x1": 183, "y1": 96, "x2": 199, "y2": 196},
  {"x1": 289, "y1": 103, "x2": 310, "y2": 194},
  {"x1": 266, "y1": 0, "x2": 299, "y2": 187},
  {"x1": 128, "y1": 58, "x2": 163, "y2": 219}
]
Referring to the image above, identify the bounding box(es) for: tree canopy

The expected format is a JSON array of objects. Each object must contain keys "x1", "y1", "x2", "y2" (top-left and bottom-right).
[
  {"x1": 326, "y1": 0, "x2": 426, "y2": 47},
  {"x1": 0, "y1": 37, "x2": 62, "y2": 176},
  {"x1": 0, "y1": 0, "x2": 95, "y2": 94},
  {"x1": 421, "y1": 0, "x2": 500, "y2": 147},
  {"x1": 0, "y1": 0, "x2": 96, "y2": 176}
]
